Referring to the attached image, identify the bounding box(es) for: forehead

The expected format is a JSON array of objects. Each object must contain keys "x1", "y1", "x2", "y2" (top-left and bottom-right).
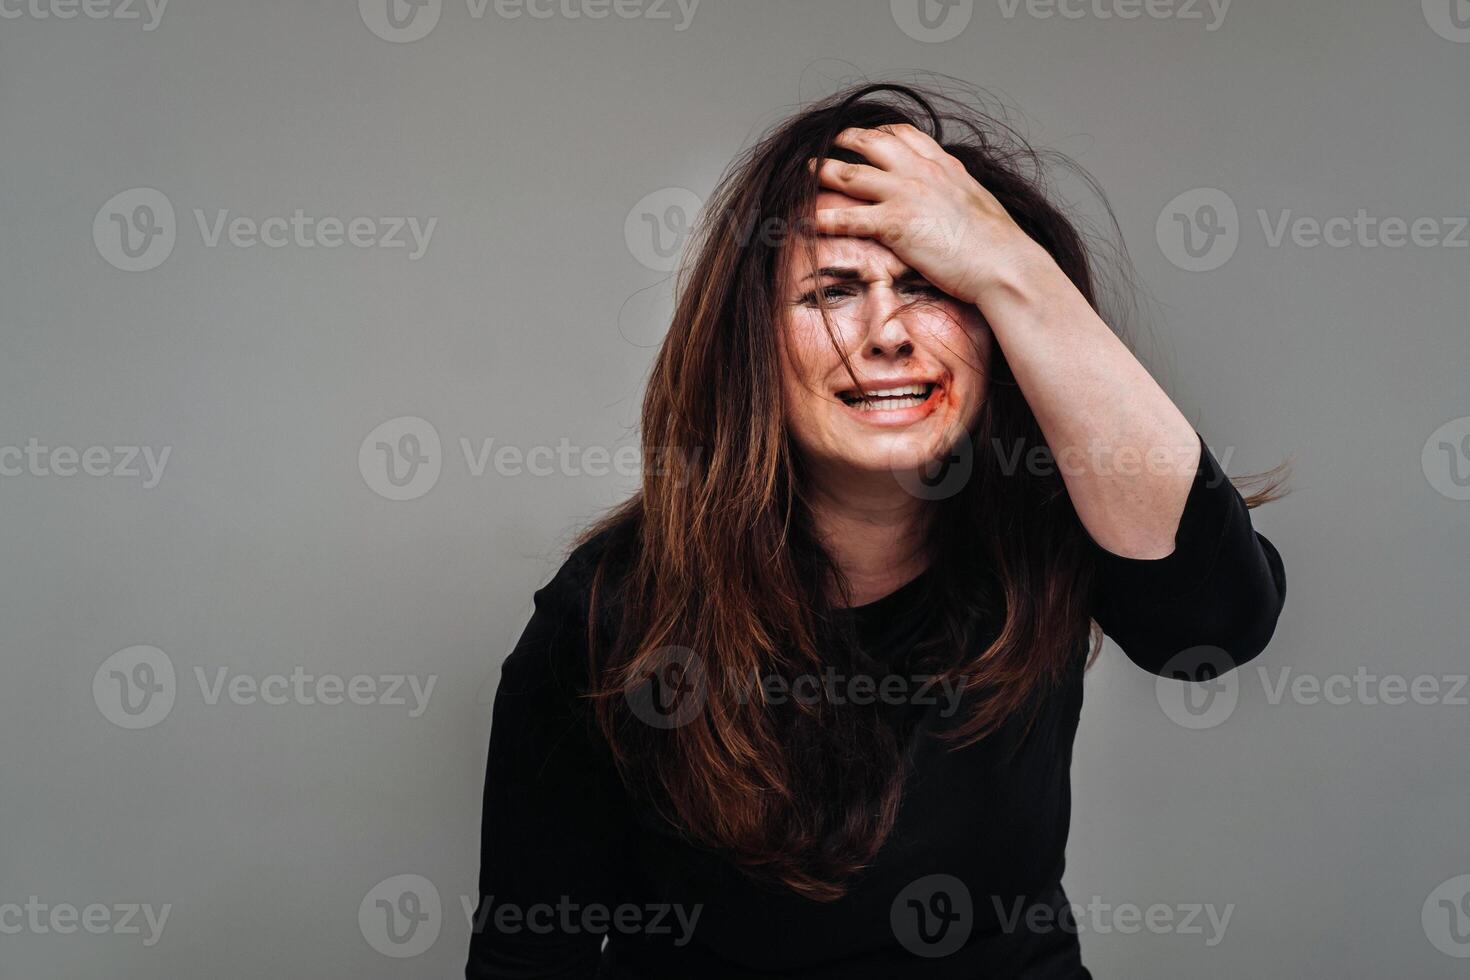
[{"x1": 783, "y1": 189, "x2": 899, "y2": 276}]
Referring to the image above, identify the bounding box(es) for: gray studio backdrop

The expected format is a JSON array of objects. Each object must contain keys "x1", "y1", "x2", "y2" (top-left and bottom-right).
[{"x1": 2, "y1": 0, "x2": 1467, "y2": 977}]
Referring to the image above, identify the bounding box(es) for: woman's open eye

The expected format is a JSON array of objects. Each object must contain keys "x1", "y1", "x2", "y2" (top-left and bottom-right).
[{"x1": 796, "y1": 284, "x2": 858, "y2": 307}]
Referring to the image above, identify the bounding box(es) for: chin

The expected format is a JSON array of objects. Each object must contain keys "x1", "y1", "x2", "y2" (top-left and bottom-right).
[{"x1": 841, "y1": 432, "x2": 958, "y2": 476}]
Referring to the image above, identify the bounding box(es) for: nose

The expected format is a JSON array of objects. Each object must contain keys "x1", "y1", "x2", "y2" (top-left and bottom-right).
[{"x1": 858, "y1": 288, "x2": 914, "y2": 360}]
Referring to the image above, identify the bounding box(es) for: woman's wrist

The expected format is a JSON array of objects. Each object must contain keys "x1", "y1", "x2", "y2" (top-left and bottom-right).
[{"x1": 966, "y1": 234, "x2": 1077, "y2": 330}]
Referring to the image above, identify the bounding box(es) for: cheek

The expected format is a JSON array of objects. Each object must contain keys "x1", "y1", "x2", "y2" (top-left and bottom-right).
[
  {"x1": 959, "y1": 335, "x2": 992, "y2": 414},
  {"x1": 915, "y1": 305, "x2": 989, "y2": 365},
  {"x1": 776, "y1": 316, "x2": 825, "y2": 433},
  {"x1": 919, "y1": 307, "x2": 990, "y2": 416},
  {"x1": 782, "y1": 311, "x2": 847, "y2": 387}
]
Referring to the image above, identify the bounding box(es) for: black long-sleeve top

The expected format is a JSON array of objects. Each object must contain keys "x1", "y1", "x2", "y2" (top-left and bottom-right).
[{"x1": 466, "y1": 433, "x2": 1286, "y2": 978}]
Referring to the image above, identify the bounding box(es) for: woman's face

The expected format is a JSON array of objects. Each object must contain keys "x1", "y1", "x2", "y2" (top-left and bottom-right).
[{"x1": 778, "y1": 190, "x2": 990, "y2": 485}]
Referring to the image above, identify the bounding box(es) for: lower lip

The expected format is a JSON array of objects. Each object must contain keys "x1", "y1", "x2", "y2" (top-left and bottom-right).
[{"x1": 839, "y1": 387, "x2": 945, "y2": 427}]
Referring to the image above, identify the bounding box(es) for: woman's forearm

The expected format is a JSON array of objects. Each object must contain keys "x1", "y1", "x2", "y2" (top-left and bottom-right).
[{"x1": 973, "y1": 240, "x2": 1202, "y2": 559}]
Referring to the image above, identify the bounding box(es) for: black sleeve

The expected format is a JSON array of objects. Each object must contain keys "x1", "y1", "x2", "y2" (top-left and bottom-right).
[
  {"x1": 465, "y1": 562, "x2": 633, "y2": 979},
  {"x1": 1089, "y1": 431, "x2": 1287, "y2": 676}
]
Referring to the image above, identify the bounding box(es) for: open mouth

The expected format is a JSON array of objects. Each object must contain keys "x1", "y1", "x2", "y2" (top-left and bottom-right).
[{"x1": 836, "y1": 382, "x2": 939, "y2": 412}]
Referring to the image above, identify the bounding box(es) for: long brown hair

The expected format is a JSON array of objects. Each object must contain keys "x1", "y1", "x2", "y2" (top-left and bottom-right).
[{"x1": 579, "y1": 81, "x2": 1286, "y2": 902}]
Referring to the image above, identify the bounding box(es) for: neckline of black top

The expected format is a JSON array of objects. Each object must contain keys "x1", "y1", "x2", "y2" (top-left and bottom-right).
[{"x1": 837, "y1": 566, "x2": 932, "y2": 622}]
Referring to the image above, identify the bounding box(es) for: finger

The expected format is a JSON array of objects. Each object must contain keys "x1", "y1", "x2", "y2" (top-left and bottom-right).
[
  {"x1": 830, "y1": 126, "x2": 923, "y2": 172},
  {"x1": 810, "y1": 204, "x2": 889, "y2": 240},
  {"x1": 809, "y1": 157, "x2": 902, "y2": 202},
  {"x1": 876, "y1": 123, "x2": 948, "y2": 162}
]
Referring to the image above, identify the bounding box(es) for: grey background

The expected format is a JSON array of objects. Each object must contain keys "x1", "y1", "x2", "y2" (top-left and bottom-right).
[{"x1": 2, "y1": 0, "x2": 1467, "y2": 976}]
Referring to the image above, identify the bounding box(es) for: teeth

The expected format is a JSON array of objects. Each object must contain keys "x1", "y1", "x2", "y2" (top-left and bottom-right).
[
  {"x1": 839, "y1": 382, "x2": 936, "y2": 410},
  {"x1": 852, "y1": 396, "x2": 925, "y2": 411},
  {"x1": 865, "y1": 384, "x2": 929, "y2": 398}
]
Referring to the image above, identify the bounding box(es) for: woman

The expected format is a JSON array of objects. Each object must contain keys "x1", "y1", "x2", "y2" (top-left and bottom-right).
[{"x1": 466, "y1": 82, "x2": 1287, "y2": 979}]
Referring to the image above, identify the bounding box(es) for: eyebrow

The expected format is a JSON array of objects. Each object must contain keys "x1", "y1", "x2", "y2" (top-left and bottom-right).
[{"x1": 800, "y1": 265, "x2": 932, "y2": 285}]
